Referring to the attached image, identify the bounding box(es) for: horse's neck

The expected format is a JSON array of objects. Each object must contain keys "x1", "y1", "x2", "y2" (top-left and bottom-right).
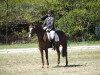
[
  {"x1": 36, "y1": 33, "x2": 44, "y2": 40},
  {"x1": 36, "y1": 29, "x2": 45, "y2": 42}
]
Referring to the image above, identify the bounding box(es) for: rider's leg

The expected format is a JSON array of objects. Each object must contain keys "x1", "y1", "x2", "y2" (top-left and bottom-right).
[
  {"x1": 50, "y1": 30, "x2": 55, "y2": 40},
  {"x1": 50, "y1": 30, "x2": 55, "y2": 50}
]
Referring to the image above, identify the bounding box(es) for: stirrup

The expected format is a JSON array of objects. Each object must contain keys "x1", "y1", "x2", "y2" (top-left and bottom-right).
[
  {"x1": 52, "y1": 46, "x2": 55, "y2": 50},
  {"x1": 50, "y1": 42, "x2": 54, "y2": 50}
]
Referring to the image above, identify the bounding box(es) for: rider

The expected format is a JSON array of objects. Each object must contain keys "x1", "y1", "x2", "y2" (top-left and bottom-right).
[{"x1": 42, "y1": 10, "x2": 55, "y2": 48}]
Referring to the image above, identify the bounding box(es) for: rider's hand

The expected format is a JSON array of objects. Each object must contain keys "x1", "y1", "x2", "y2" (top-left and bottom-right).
[{"x1": 43, "y1": 27, "x2": 47, "y2": 30}]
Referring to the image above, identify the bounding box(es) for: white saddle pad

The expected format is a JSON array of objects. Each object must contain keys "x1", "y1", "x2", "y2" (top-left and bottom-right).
[
  {"x1": 55, "y1": 33, "x2": 59, "y2": 42},
  {"x1": 47, "y1": 32, "x2": 59, "y2": 42}
]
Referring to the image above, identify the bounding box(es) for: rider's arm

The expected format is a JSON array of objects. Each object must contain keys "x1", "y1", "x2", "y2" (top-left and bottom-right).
[
  {"x1": 42, "y1": 19, "x2": 46, "y2": 28},
  {"x1": 41, "y1": 15, "x2": 48, "y2": 21}
]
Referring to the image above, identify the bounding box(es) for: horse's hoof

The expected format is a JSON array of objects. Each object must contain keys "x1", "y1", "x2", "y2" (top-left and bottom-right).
[
  {"x1": 56, "y1": 64, "x2": 59, "y2": 67},
  {"x1": 42, "y1": 66, "x2": 44, "y2": 68},
  {"x1": 64, "y1": 64, "x2": 68, "y2": 67},
  {"x1": 47, "y1": 66, "x2": 49, "y2": 68},
  {"x1": 65, "y1": 62, "x2": 68, "y2": 67}
]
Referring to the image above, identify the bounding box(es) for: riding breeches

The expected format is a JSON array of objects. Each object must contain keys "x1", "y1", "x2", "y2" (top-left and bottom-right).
[{"x1": 47, "y1": 30, "x2": 55, "y2": 41}]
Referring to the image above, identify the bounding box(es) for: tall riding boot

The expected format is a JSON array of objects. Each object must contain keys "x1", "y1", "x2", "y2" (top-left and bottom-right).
[{"x1": 51, "y1": 40, "x2": 55, "y2": 50}]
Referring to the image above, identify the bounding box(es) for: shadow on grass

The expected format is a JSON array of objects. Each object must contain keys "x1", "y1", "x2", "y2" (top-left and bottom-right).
[{"x1": 53, "y1": 64, "x2": 85, "y2": 68}]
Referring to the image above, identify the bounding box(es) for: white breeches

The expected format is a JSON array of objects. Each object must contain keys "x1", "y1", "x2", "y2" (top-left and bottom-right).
[{"x1": 47, "y1": 30, "x2": 55, "y2": 41}]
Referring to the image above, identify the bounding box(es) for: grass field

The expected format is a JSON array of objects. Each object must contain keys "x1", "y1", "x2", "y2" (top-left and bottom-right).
[
  {"x1": 68, "y1": 41, "x2": 100, "y2": 46},
  {"x1": 0, "y1": 43, "x2": 38, "y2": 49},
  {"x1": 0, "y1": 49, "x2": 100, "y2": 75},
  {"x1": 0, "y1": 41, "x2": 100, "y2": 49}
]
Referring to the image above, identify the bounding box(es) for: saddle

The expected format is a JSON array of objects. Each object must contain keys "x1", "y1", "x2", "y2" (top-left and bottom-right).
[
  {"x1": 54, "y1": 33, "x2": 59, "y2": 42},
  {"x1": 43, "y1": 31, "x2": 59, "y2": 42},
  {"x1": 43, "y1": 31, "x2": 60, "y2": 49}
]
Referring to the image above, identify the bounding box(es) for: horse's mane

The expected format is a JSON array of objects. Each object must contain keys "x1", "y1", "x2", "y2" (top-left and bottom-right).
[{"x1": 31, "y1": 21, "x2": 45, "y2": 34}]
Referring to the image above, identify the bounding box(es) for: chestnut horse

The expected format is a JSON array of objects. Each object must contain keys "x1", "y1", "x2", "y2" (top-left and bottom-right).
[{"x1": 29, "y1": 22, "x2": 68, "y2": 68}]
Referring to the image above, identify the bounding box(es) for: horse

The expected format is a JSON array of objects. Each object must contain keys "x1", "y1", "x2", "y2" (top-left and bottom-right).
[{"x1": 29, "y1": 22, "x2": 68, "y2": 68}]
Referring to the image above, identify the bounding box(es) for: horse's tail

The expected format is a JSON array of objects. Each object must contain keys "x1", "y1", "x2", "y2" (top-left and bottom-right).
[{"x1": 61, "y1": 42, "x2": 67, "y2": 57}]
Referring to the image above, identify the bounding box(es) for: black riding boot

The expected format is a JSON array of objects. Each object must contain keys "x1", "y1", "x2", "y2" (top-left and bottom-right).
[{"x1": 51, "y1": 40, "x2": 55, "y2": 50}]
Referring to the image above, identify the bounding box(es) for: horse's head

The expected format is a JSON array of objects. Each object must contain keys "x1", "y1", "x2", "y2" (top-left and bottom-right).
[
  {"x1": 29, "y1": 23, "x2": 33, "y2": 38},
  {"x1": 28, "y1": 22, "x2": 43, "y2": 38}
]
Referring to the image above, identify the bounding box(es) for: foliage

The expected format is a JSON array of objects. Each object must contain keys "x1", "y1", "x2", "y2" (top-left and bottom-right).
[{"x1": 0, "y1": 0, "x2": 100, "y2": 43}]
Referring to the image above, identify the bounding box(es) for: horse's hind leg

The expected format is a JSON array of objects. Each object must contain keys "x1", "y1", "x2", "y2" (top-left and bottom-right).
[
  {"x1": 45, "y1": 49, "x2": 49, "y2": 68},
  {"x1": 56, "y1": 47, "x2": 60, "y2": 66},
  {"x1": 62, "y1": 43, "x2": 68, "y2": 66}
]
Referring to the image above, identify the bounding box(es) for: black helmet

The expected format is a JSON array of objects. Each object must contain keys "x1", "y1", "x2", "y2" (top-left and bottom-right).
[{"x1": 47, "y1": 10, "x2": 54, "y2": 14}]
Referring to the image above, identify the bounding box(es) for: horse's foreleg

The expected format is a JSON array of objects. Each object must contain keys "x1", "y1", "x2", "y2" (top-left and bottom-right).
[
  {"x1": 40, "y1": 50, "x2": 44, "y2": 68},
  {"x1": 56, "y1": 47, "x2": 60, "y2": 66},
  {"x1": 65, "y1": 50, "x2": 68, "y2": 66},
  {"x1": 45, "y1": 49, "x2": 49, "y2": 68}
]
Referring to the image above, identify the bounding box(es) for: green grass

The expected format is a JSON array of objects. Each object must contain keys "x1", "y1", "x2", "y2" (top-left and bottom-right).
[
  {"x1": 0, "y1": 41, "x2": 100, "y2": 49},
  {"x1": 68, "y1": 40, "x2": 100, "y2": 46},
  {"x1": 0, "y1": 50, "x2": 100, "y2": 75},
  {"x1": 0, "y1": 43, "x2": 38, "y2": 49}
]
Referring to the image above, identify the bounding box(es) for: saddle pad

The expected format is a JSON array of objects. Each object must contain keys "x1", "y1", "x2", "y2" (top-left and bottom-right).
[
  {"x1": 55, "y1": 33, "x2": 59, "y2": 42},
  {"x1": 46, "y1": 31, "x2": 59, "y2": 42}
]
